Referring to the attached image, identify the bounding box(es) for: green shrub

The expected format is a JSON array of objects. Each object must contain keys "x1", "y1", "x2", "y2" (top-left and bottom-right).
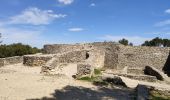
[{"x1": 0, "y1": 43, "x2": 41, "y2": 58}]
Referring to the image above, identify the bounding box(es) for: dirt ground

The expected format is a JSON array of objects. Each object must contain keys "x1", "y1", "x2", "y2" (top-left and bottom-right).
[{"x1": 0, "y1": 64, "x2": 135, "y2": 100}]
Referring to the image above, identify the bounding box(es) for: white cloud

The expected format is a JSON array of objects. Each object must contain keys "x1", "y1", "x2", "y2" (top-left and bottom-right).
[
  {"x1": 155, "y1": 19, "x2": 170, "y2": 27},
  {"x1": 99, "y1": 35, "x2": 151, "y2": 45},
  {"x1": 68, "y1": 28, "x2": 84, "y2": 32},
  {"x1": 165, "y1": 9, "x2": 170, "y2": 14},
  {"x1": 90, "y1": 3, "x2": 96, "y2": 7},
  {"x1": 0, "y1": 25, "x2": 51, "y2": 48},
  {"x1": 9, "y1": 7, "x2": 66, "y2": 25},
  {"x1": 58, "y1": 0, "x2": 74, "y2": 5}
]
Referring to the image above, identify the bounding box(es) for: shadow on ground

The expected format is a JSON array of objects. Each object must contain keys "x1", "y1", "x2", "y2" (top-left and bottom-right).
[
  {"x1": 27, "y1": 85, "x2": 135, "y2": 100},
  {"x1": 163, "y1": 52, "x2": 170, "y2": 76}
]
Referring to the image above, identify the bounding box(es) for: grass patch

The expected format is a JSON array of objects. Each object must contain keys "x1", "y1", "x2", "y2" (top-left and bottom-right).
[
  {"x1": 149, "y1": 90, "x2": 170, "y2": 100},
  {"x1": 78, "y1": 76, "x2": 95, "y2": 82},
  {"x1": 94, "y1": 69, "x2": 102, "y2": 75},
  {"x1": 78, "y1": 76, "x2": 109, "y2": 86}
]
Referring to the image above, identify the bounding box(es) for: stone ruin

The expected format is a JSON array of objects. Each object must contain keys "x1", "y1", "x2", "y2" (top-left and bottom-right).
[
  {"x1": 22, "y1": 42, "x2": 170, "y2": 82},
  {"x1": 0, "y1": 42, "x2": 169, "y2": 99}
]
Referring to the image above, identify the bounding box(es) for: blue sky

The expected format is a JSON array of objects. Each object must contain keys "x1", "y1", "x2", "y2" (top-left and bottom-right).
[{"x1": 0, "y1": 0, "x2": 170, "y2": 48}]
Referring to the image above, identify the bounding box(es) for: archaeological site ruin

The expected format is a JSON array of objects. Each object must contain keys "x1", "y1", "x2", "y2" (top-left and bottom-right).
[
  {"x1": 0, "y1": 42, "x2": 170, "y2": 99},
  {"x1": 22, "y1": 42, "x2": 170, "y2": 79}
]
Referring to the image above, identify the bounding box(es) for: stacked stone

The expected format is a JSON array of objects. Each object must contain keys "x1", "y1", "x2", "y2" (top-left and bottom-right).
[
  {"x1": 0, "y1": 56, "x2": 23, "y2": 67},
  {"x1": 23, "y1": 54, "x2": 54, "y2": 66}
]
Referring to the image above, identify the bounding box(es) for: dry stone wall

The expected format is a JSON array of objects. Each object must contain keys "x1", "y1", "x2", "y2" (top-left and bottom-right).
[
  {"x1": 117, "y1": 45, "x2": 170, "y2": 70},
  {"x1": 58, "y1": 50, "x2": 88, "y2": 63},
  {"x1": 0, "y1": 56, "x2": 23, "y2": 67},
  {"x1": 44, "y1": 44, "x2": 92, "y2": 54},
  {"x1": 43, "y1": 42, "x2": 170, "y2": 72},
  {"x1": 23, "y1": 54, "x2": 54, "y2": 66}
]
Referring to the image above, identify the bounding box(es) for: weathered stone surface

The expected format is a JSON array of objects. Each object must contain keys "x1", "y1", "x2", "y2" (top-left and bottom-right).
[
  {"x1": 58, "y1": 50, "x2": 87, "y2": 63},
  {"x1": 0, "y1": 56, "x2": 23, "y2": 67},
  {"x1": 118, "y1": 74, "x2": 157, "y2": 82},
  {"x1": 76, "y1": 63, "x2": 93, "y2": 78},
  {"x1": 127, "y1": 68, "x2": 144, "y2": 75},
  {"x1": 117, "y1": 45, "x2": 170, "y2": 70},
  {"x1": 43, "y1": 42, "x2": 170, "y2": 71},
  {"x1": 102, "y1": 74, "x2": 138, "y2": 88},
  {"x1": 144, "y1": 66, "x2": 168, "y2": 81},
  {"x1": 40, "y1": 42, "x2": 170, "y2": 80},
  {"x1": 23, "y1": 54, "x2": 54, "y2": 66}
]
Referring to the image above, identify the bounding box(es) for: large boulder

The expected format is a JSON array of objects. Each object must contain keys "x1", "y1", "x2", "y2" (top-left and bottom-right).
[
  {"x1": 76, "y1": 64, "x2": 94, "y2": 78},
  {"x1": 144, "y1": 66, "x2": 168, "y2": 81}
]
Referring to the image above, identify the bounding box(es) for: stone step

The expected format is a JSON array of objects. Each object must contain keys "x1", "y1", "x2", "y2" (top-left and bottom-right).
[
  {"x1": 127, "y1": 68, "x2": 144, "y2": 75},
  {"x1": 117, "y1": 74, "x2": 157, "y2": 82}
]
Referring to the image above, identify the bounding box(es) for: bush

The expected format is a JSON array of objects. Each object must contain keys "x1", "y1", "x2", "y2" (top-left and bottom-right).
[{"x1": 0, "y1": 43, "x2": 41, "y2": 58}]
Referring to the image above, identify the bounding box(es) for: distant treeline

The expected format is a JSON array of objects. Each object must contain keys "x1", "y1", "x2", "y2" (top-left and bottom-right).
[
  {"x1": 118, "y1": 37, "x2": 170, "y2": 47},
  {"x1": 0, "y1": 43, "x2": 41, "y2": 58}
]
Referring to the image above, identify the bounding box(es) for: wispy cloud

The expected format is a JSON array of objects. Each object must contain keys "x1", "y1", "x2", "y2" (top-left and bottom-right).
[
  {"x1": 154, "y1": 19, "x2": 170, "y2": 27},
  {"x1": 165, "y1": 8, "x2": 170, "y2": 14},
  {"x1": 98, "y1": 35, "x2": 151, "y2": 45},
  {"x1": 9, "y1": 7, "x2": 66, "y2": 25},
  {"x1": 68, "y1": 27, "x2": 84, "y2": 32},
  {"x1": 0, "y1": 25, "x2": 45, "y2": 47},
  {"x1": 154, "y1": 8, "x2": 170, "y2": 27},
  {"x1": 58, "y1": 0, "x2": 74, "y2": 5},
  {"x1": 90, "y1": 3, "x2": 96, "y2": 7}
]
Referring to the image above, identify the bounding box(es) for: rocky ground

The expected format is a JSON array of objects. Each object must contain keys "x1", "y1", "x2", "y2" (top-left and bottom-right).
[
  {"x1": 0, "y1": 64, "x2": 169, "y2": 100},
  {"x1": 0, "y1": 64, "x2": 135, "y2": 100}
]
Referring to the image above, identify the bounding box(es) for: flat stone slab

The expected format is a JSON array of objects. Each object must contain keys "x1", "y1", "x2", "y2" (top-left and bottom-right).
[
  {"x1": 127, "y1": 68, "x2": 144, "y2": 75},
  {"x1": 102, "y1": 73, "x2": 138, "y2": 88},
  {"x1": 106, "y1": 72, "x2": 157, "y2": 82}
]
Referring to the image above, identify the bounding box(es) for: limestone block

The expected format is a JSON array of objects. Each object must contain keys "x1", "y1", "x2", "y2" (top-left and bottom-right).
[
  {"x1": 23, "y1": 54, "x2": 54, "y2": 66},
  {"x1": 76, "y1": 64, "x2": 94, "y2": 78}
]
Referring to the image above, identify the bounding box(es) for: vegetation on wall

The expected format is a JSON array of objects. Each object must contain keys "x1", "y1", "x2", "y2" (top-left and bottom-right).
[{"x1": 0, "y1": 43, "x2": 41, "y2": 58}]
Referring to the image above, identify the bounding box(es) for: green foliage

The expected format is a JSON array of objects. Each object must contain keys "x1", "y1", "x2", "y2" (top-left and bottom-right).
[
  {"x1": 78, "y1": 76, "x2": 97, "y2": 82},
  {"x1": 142, "y1": 37, "x2": 170, "y2": 47},
  {"x1": 119, "y1": 38, "x2": 129, "y2": 45},
  {"x1": 0, "y1": 43, "x2": 41, "y2": 58},
  {"x1": 118, "y1": 38, "x2": 133, "y2": 46},
  {"x1": 78, "y1": 76, "x2": 109, "y2": 86},
  {"x1": 94, "y1": 69, "x2": 102, "y2": 75},
  {"x1": 149, "y1": 90, "x2": 170, "y2": 100}
]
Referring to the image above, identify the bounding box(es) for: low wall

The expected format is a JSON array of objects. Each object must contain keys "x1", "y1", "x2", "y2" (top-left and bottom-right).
[
  {"x1": 43, "y1": 42, "x2": 119, "y2": 54},
  {"x1": 23, "y1": 54, "x2": 54, "y2": 66},
  {"x1": 0, "y1": 56, "x2": 23, "y2": 67}
]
